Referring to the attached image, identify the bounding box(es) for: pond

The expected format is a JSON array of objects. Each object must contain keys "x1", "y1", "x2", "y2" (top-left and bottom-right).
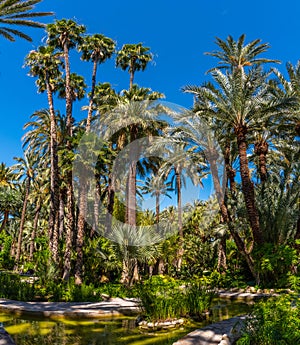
[{"x1": 0, "y1": 299, "x2": 253, "y2": 345}]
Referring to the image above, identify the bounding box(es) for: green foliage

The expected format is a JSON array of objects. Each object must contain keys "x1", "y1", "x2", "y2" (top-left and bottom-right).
[
  {"x1": 0, "y1": 233, "x2": 14, "y2": 270},
  {"x1": 237, "y1": 295, "x2": 300, "y2": 345},
  {"x1": 0, "y1": 273, "x2": 35, "y2": 301},
  {"x1": 254, "y1": 243, "x2": 299, "y2": 287},
  {"x1": 137, "y1": 276, "x2": 215, "y2": 322}
]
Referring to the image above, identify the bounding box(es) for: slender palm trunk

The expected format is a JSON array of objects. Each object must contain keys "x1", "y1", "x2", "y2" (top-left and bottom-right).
[
  {"x1": 156, "y1": 192, "x2": 160, "y2": 231},
  {"x1": 75, "y1": 59, "x2": 100, "y2": 283},
  {"x1": 105, "y1": 172, "x2": 115, "y2": 235},
  {"x1": 86, "y1": 60, "x2": 98, "y2": 132},
  {"x1": 63, "y1": 43, "x2": 75, "y2": 281},
  {"x1": 0, "y1": 210, "x2": 9, "y2": 232},
  {"x1": 75, "y1": 180, "x2": 87, "y2": 285},
  {"x1": 30, "y1": 201, "x2": 41, "y2": 260},
  {"x1": 236, "y1": 127, "x2": 263, "y2": 245},
  {"x1": 15, "y1": 177, "x2": 31, "y2": 266},
  {"x1": 176, "y1": 167, "x2": 184, "y2": 271},
  {"x1": 47, "y1": 81, "x2": 60, "y2": 264}
]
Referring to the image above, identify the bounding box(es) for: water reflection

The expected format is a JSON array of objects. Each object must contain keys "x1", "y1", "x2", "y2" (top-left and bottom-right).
[{"x1": 0, "y1": 299, "x2": 253, "y2": 345}]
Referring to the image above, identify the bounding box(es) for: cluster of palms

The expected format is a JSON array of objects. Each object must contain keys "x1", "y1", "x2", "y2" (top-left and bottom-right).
[{"x1": 0, "y1": 1, "x2": 299, "y2": 286}]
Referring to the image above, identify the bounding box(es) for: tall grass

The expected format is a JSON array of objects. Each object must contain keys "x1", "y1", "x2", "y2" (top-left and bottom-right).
[{"x1": 137, "y1": 276, "x2": 215, "y2": 322}]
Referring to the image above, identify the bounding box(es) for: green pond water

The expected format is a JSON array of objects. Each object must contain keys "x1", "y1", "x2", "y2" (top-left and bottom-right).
[{"x1": 0, "y1": 299, "x2": 253, "y2": 345}]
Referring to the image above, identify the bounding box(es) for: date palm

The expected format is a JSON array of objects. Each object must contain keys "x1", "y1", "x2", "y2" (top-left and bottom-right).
[
  {"x1": 183, "y1": 66, "x2": 293, "y2": 246},
  {"x1": 116, "y1": 43, "x2": 152, "y2": 90},
  {"x1": 0, "y1": 0, "x2": 53, "y2": 42},
  {"x1": 205, "y1": 34, "x2": 279, "y2": 72}
]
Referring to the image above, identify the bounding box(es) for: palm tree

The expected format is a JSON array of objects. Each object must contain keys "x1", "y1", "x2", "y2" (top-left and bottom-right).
[
  {"x1": 13, "y1": 152, "x2": 36, "y2": 266},
  {"x1": 0, "y1": 0, "x2": 53, "y2": 42},
  {"x1": 116, "y1": 43, "x2": 153, "y2": 90},
  {"x1": 46, "y1": 19, "x2": 85, "y2": 280},
  {"x1": 25, "y1": 46, "x2": 63, "y2": 263},
  {"x1": 141, "y1": 174, "x2": 173, "y2": 230},
  {"x1": 79, "y1": 33, "x2": 116, "y2": 131},
  {"x1": 156, "y1": 140, "x2": 206, "y2": 271},
  {"x1": 183, "y1": 66, "x2": 292, "y2": 245},
  {"x1": 205, "y1": 34, "x2": 279, "y2": 72}
]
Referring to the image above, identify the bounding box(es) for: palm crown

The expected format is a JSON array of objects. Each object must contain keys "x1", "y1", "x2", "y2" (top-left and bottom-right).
[{"x1": 0, "y1": 0, "x2": 53, "y2": 42}]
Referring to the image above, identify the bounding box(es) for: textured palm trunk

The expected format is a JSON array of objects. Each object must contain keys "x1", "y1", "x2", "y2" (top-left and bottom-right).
[
  {"x1": 217, "y1": 237, "x2": 227, "y2": 271},
  {"x1": 236, "y1": 127, "x2": 263, "y2": 245},
  {"x1": 15, "y1": 177, "x2": 31, "y2": 265},
  {"x1": 254, "y1": 139, "x2": 269, "y2": 183},
  {"x1": 176, "y1": 167, "x2": 184, "y2": 271},
  {"x1": 86, "y1": 60, "x2": 98, "y2": 132},
  {"x1": 224, "y1": 142, "x2": 236, "y2": 194},
  {"x1": 0, "y1": 210, "x2": 9, "y2": 232},
  {"x1": 209, "y1": 146, "x2": 258, "y2": 280},
  {"x1": 156, "y1": 192, "x2": 160, "y2": 231},
  {"x1": 63, "y1": 182, "x2": 74, "y2": 281},
  {"x1": 47, "y1": 81, "x2": 60, "y2": 264},
  {"x1": 105, "y1": 173, "x2": 115, "y2": 235},
  {"x1": 62, "y1": 42, "x2": 75, "y2": 281},
  {"x1": 75, "y1": 180, "x2": 87, "y2": 285},
  {"x1": 30, "y1": 201, "x2": 41, "y2": 260},
  {"x1": 127, "y1": 162, "x2": 137, "y2": 226}
]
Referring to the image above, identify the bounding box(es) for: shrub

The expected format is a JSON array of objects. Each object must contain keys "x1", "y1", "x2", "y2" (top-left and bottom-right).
[
  {"x1": 137, "y1": 276, "x2": 215, "y2": 322},
  {"x1": 237, "y1": 294, "x2": 300, "y2": 345}
]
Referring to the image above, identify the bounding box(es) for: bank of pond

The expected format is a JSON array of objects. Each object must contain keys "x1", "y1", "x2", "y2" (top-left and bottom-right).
[{"x1": 0, "y1": 298, "x2": 252, "y2": 345}]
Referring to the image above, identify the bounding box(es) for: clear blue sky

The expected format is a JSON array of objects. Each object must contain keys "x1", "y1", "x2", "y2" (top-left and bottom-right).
[{"x1": 1, "y1": 0, "x2": 299, "y2": 168}]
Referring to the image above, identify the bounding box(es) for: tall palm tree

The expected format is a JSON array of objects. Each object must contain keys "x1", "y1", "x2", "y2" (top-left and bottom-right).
[
  {"x1": 141, "y1": 174, "x2": 173, "y2": 228},
  {"x1": 156, "y1": 140, "x2": 206, "y2": 270},
  {"x1": 46, "y1": 19, "x2": 85, "y2": 280},
  {"x1": 13, "y1": 152, "x2": 36, "y2": 265},
  {"x1": 116, "y1": 43, "x2": 152, "y2": 90},
  {"x1": 0, "y1": 0, "x2": 53, "y2": 42},
  {"x1": 183, "y1": 66, "x2": 292, "y2": 245},
  {"x1": 205, "y1": 34, "x2": 279, "y2": 72},
  {"x1": 25, "y1": 46, "x2": 63, "y2": 263},
  {"x1": 79, "y1": 33, "x2": 116, "y2": 131}
]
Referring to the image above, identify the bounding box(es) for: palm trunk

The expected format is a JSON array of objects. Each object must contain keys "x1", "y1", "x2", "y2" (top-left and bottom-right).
[
  {"x1": 15, "y1": 177, "x2": 31, "y2": 265},
  {"x1": 47, "y1": 81, "x2": 60, "y2": 264},
  {"x1": 86, "y1": 60, "x2": 98, "y2": 132},
  {"x1": 30, "y1": 201, "x2": 41, "y2": 260},
  {"x1": 209, "y1": 147, "x2": 258, "y2": 281},
  {"x1": 0, "y1": 210, "x2": 9, "y2": 232},
  {"x1": 74, "y1": 179, "x2": 87, "y2": 285},
  {"x1": 62, "y1": 42, "x2": 75, "y2": 280},
  {"x1": 254, "y1": 139, "x2": 268, "y2": 184},
  {"x1": 176, "y1": 167, "x2": 184, "y2": 271},
  {"x1": 127, "y1": 163, "x2": 137, "y2": 226},
  {"x1": 236, "y1": 127, "x2": 263, "y2": 245},
  {"x1": 156, "y1": 192, "x2": 160, "y2": 232},
  {"x1": 63, "y1": 181, "x2": 74, "y2": 281},
  {"x1": 105, "y1": 172, "x2": 115, "y2": 235}
]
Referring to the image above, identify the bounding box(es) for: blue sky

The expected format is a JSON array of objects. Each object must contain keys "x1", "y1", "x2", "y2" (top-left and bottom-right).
[{"x1": 0, "y1": 0, "x2": 300, "y2": 209}]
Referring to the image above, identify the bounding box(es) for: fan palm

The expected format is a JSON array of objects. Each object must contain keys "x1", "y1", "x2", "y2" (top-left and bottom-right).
[
  {"x1": 116, "y1": 43, "x2": 152, "y2": 90},
  {"x1": 79, "y1": 33, "x2": 116, "y2": 131}
]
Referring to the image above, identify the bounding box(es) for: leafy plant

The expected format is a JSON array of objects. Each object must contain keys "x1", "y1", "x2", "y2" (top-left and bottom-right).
[{"x1": 237, "y1": 294, "x2": 300, "y2": 345}]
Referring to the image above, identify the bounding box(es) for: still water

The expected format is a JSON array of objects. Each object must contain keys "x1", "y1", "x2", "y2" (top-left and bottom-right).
[{"x1": 0, "y1": 299, "x2": 253, "y2": 345}]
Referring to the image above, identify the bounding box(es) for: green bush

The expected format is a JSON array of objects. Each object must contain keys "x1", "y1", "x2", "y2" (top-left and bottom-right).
[
  {"x1": 237, "y1": 294, "x2": 300, "y2": 345},
  {"x1": 0, "y1": 273, "x2": 35, "y2": 301},
  {"x1": 137, "y1": 276, "x2": 215, "y2": 322}
]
